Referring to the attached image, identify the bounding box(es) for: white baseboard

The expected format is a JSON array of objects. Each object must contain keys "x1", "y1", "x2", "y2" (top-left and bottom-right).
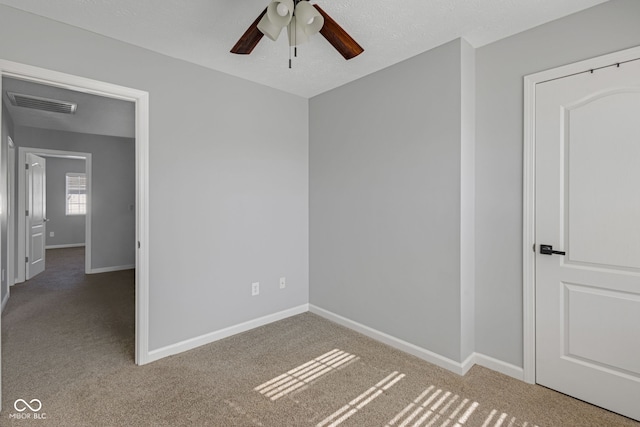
[
  {"x1": 45, "y1": 243, "x2": 85, "y2": 249},
  {"x1": 142, "y1": 302, "x2": 524, "y2": 382},
  {"x1": 460, "y1": 352, "x2": 476, "y2": 375},
  {"x1": 309, "y1": 305, "x2": 524, "y2": 381},
  {"x1": 309, "y1": 304, "x2": 469, "y2": 375},
  {"x1": 1, "y1": 291, "x2": 9, "y2": 312},
  {"x1": 88, "y1": 264, "x2": 135, "y2": 274},
  {"x1": 473, "y1": 352, "x2": 524, "y2": 381},
  {"x1": 146, "y1": 304, "x2": 310, "y2": 364}
]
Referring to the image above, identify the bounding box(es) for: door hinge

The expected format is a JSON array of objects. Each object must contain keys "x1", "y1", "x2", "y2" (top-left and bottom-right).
[
  {"x1": 25, "y1": 163, "x2": 29, "y2": 170},
  {"x1": 25, "y1": 256, "x2": 29, "y2": 263},
  {"x1": 137, "y1": 241, "x2": 140, "y2": 249},
  {"x1": 26, "y1": 209, "x2": 29, "y2": 216},
  {"x1": 532, "y1": 243, "x2": 536, "y2": 252}
]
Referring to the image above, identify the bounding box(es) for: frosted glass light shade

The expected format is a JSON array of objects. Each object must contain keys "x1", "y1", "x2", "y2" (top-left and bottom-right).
[
  {"x1": 293, "y1": 1, "x2": 324, "y2": 36},
  {"x1": 267, "y1": 0, "x2": 294, "y2": 23},
  {"x1": 276, "y1": 3, "x2": 289, "y2": 17},
  {"x1": 287, "y1": 16, "x2": 309, "y2": 46},
  {"x1": 258, "y1": 0, "x2": 294, "y2": 41},
  {"x1": 257, "y1": 13, "x2": 283, "y2": 41}
]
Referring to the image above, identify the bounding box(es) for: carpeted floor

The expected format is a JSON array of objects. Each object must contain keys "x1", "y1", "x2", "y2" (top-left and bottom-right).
[{"x1": 1, "y1": 248, "x2": 638, "y2": 426}]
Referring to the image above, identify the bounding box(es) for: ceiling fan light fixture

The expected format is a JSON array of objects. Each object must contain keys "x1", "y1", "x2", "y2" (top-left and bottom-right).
[
  {"x1": 257, "y1": 12, "x2": 284, "y2": 41},
  {"x1": 293, "y1": 1, "x2": 324, "y2": 36},
  {"x1": 276, "y1": 2, "x2": 290, "y2": 17},
  {"x1": 267, "y1": 0, "x2": 294, "y2": 23},
  {"x1": 287, "y1": 16, "x2": 310, "y2": 46},
  {"x1": 230, "y1": 1, "x2": 363, "y2": 61},
  {"x1": 258, "y1": 0, "x2": 294, "y2": 41}
]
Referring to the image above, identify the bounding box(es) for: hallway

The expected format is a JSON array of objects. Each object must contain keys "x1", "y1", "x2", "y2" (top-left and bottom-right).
[{"x1": 1, "y1": 247, "x2": 135, "y2": 412}]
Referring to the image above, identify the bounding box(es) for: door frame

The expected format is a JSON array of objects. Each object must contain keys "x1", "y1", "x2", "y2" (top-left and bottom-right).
[
  {"x1": 5, "y1": 136, "x2": 15, "y2": 307},
  {"x1": 17, "y1": 148, "x2": 92, "y2": 281},
  {"x1": 522, "y1": 45, "x2": 640, "y2": 384},
  {"x1": 0, "y1": 59, "x2": 150, "y2": 365}
]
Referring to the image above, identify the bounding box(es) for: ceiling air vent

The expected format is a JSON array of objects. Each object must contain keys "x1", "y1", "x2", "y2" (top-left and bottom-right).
[{"x1": 7, "y1": 91, "x2": 77, "y2": 114}]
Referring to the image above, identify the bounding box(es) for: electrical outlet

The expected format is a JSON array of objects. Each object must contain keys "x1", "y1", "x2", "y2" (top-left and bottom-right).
[
  {"x1": 252, "y1": 282, "x2": 260, "y2": 296},
  {"x1": 279, "y1": 277, "x2": 286, "y2": 289},
  {"x1": 49, "y1": 231, "x2": 55, "y2": 237}
]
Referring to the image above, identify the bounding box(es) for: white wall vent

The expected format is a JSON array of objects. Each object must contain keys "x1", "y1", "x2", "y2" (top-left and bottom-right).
[{"x1": 7, "y1": 91, "x2": 77, "y2": 114}]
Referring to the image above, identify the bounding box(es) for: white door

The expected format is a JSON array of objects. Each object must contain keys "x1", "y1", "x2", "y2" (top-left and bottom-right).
[
  {"x1": 535, "y1": 59, "x2": 640, "y2": 421},
  {"x1": 26, "y1": 153, "x2": 47, "y2": 280}
]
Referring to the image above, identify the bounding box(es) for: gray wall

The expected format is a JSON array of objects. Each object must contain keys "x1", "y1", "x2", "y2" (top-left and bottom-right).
[
  {"x1": 44, "y1": 157, "x2": 86, "y2": 248},
  {"x1": 16, "y1": 128, "x2": 134, "y2": 269},
  {"x1": 0, "y1": 5, "x2": 309, "y2": 350},
  {"x1": 475, "y1": 0, "x2": 640, "y2": 366},
  {"x1": 1, "y1": 103, "x2": 14, "y2": 306},
  {"x1": 2, "y1": 0, "x2": 636, "y2": 370},
  {"x1": 310, "y1": 39, "x2": 472, "y2": 362},
  {"x1": 311, "y1": 0, "x2": 640, "y2": 368}
]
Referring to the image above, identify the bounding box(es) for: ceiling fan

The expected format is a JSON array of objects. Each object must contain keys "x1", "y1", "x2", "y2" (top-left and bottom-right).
[{"x1": 230, "y1": 0, "x2": 364, "y2": 62}]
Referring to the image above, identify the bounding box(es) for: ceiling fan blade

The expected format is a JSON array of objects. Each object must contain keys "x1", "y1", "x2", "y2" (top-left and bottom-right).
[
  {"x1": 313, "y1": 4, "x2": 364, "y2": 60},
  {"x1": 230, "y1": 8, "x2": 267, "y2": 55}
]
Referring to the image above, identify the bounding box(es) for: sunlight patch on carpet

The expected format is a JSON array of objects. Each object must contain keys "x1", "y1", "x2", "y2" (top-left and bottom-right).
[
  {"x1": 480, "y1": 409, "x2": 538, "y2": 427},
  {"x1": 255, "y1": 349, "x2": 358, "y2": 401},
  {"x1": 386, "y1": 386, "x2": 478, "y2": 427},
  {"x1": 386, "y1": 386, "x2": 540, "y2": 427},
  {"x1": 316, "y1": 371, "x2": 406, "y2": 427}
]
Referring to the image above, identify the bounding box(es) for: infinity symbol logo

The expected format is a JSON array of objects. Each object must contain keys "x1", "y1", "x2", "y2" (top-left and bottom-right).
[{"x1": 14, "y1": 399, "x2": 42, "y2": 412}]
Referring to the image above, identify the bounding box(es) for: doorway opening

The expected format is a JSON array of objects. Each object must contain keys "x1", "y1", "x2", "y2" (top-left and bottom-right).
[
  {"x1": 0, "y1": 61, "x2": 150, "y2": 376},
  {"x1": 17, "y1": 148, "x2": 92, "y2": 282}
]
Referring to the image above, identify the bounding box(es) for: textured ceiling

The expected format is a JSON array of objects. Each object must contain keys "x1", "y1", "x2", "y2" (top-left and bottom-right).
[
  {"x1": 3, "y1": 77, "x2": 135, "y2": 138},
  {"x1": 0, "y1": 0, "x2": 608, "y2": 98}
]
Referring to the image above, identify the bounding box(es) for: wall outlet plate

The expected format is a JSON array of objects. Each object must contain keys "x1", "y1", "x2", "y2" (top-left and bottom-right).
[
  {"x1": 279, "y1": 277, "x2": 286, "y2": 289},
  {"x1": 252, "y1": 282, "x2": 260, "y2": 296}
]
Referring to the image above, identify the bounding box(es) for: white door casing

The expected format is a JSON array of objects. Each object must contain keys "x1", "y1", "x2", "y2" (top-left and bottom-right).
[
  {"x1": 7, "y1": 138, "x2": 15, "y2": 289},
  {"x1": 534, "y1": 59, "x2": 640, "y2": 420},
  {"x1": 25, "y1": 153, "x2": 46, "y2": 280},
  {"x1": 0, "y1": 59, "x2": 150, "y2": 369}
]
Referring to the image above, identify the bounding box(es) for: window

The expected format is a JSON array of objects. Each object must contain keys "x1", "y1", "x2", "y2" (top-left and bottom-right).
[{"x1": 66, "y1": 173, "x2": 86, "y2": 215}]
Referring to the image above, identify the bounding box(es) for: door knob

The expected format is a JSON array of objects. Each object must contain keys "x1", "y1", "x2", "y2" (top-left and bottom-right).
[{"x1": 540, "y1": 244, "x2": 565, "y2": 256}]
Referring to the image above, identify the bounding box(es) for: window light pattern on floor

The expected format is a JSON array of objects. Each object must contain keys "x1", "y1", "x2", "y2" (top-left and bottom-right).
[
  {"x1": 255, "y1": 349, "x2": 358, "y2": 401},
  {"x1": 386, "y1": 386, "x2": 478, "y2": 427},
  {"x1": 386, "y1": 386, "x2": 538, "y2": 427},
  {"x1": 317, "y1": 371, "x2": 406, "y2": 427},
  {"x1": 480, "y1": 409, "x2": 538, "y2": 427}
]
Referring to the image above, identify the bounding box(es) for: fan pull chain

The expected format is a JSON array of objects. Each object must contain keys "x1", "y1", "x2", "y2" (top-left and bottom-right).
[
  {"x1": 294, "y1": 16, "x2": 298, "y2": 58},
  {"x1": 288, "y1": 20, "x2": 292, "y2": 69}
]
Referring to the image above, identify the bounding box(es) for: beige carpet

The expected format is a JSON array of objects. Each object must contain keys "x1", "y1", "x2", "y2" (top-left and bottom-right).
[{"x1": 1, "y1": 248, "x2": 637, "y2": 426}]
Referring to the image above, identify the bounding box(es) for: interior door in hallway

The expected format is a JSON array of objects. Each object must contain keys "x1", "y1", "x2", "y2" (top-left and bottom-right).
[
  {"x1": 26, "y1": 153, "x2": 46, "y2": 280},
  {"x1": 535, "y1": 59, "x2": 640, "y2": 421}
]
